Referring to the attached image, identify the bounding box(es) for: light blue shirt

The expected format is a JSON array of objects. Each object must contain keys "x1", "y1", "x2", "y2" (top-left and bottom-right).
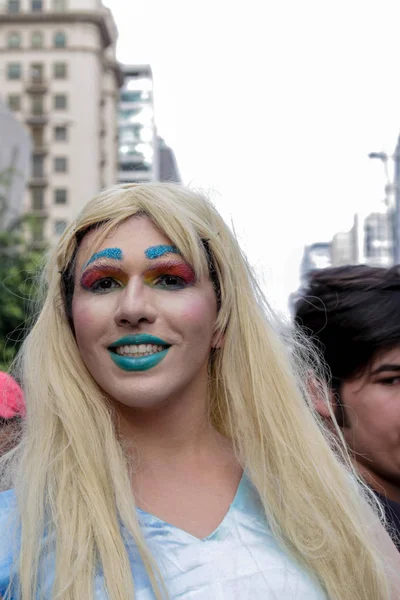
[{"x1": 0, "y1": 474, "x2": 327, "y2": 598}]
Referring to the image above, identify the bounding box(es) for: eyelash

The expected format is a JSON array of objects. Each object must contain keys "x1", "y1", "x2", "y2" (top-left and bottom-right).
[
  {"x1": 378, "y1": 377, "x2": 400, "y2": 386},
  {"x1": 150, "y1": 274, "x2": 187, "y2": 289},
  {"x1": 90, "y1": 277, "x2": 122, "y2": 293},
  {"x1": 86, "y1": 273, "x2": 189, "y2": 293}
]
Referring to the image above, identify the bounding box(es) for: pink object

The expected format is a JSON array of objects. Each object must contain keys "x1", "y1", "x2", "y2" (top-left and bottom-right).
[{"x1": 0, "y1": 372, "x2": 25, "y2": 419}]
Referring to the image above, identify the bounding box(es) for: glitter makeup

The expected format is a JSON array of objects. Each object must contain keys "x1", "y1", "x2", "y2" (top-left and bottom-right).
[
  {"x1": 80, "y1": 265, "x2": 127, "y2": 290},
  {"x1": 145, "y1": 245, "x2": 180, "y2": 260},
  {"x1": 144, "y1": 260, "x2": 196, "y2": 288},
  {"x1": 83, "y1": 247, "x2": 123, "y2": 270}
]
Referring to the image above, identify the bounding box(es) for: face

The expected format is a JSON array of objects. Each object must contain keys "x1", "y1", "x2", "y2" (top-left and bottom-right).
[
  {"x1": 72, "y1": 216, "x2": 220, "y2": 410},
  {"x1": 340, "y1": 346, "x2": 400, "y2": 487}
]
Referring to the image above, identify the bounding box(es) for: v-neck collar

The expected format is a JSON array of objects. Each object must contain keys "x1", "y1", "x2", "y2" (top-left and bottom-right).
[{"x1": 136, "y1": 471, "x2": 248, "y2": 542}]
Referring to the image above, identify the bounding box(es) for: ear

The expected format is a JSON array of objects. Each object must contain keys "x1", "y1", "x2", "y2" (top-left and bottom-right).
[
  {"x1": 211, "y1": 330, "x2": 224, "y2": 349},
  {"x1": 306, "y1": 375, "x2": 335, "y2": 420}
]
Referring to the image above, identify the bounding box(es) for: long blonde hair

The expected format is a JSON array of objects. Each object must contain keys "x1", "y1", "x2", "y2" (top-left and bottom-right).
[{"x1": 1, "y1": 183, "x2": 392, "y2": 598}]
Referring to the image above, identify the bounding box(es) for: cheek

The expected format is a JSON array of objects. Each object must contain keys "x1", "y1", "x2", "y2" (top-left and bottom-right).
[
  {"x1": 345, "y1": 386, "x2": 399, "y2": 434},
  {"x1": 71, "y1": 295, "x2": 108, "y2": 349},
  {"x1": 176, "y1": 295, "x2": 217, "y2": 332}
]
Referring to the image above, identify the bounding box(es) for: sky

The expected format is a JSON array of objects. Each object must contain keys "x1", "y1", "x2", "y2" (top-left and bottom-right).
[{"x1": 105, "y1": 0, "x2": 400, "y2": 315}]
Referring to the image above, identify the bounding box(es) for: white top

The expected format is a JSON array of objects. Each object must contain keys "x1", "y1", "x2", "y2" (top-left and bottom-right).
[{"x1": 0, "y1": 473, "x2": 328, "y2": 598}]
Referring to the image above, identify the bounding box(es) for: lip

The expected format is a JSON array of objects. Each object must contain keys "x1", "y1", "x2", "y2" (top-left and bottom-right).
[
  {"x1": 107, "y1": 334, "x2": 171, "y2": 373},
  {"x1": 109, "y1": 348, "x2": 170, "y2": 372},
  {"x1": 108, "y1": 334, "x2": 170, "y2": 349}
]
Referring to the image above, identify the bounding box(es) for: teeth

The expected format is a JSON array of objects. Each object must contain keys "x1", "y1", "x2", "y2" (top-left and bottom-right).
[{"x1": 114, "y1": 344, "x2": 166, "y2": 357}]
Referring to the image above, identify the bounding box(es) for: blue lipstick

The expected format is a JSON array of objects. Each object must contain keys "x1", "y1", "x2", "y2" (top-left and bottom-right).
[{"x1": 108, "y1": 334, "x2": 170, "y2": 372}]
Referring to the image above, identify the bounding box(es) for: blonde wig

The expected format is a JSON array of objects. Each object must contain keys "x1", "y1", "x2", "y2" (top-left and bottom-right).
[{"x1": 0, "y1": 183, "x2": 396, "y2": 599}]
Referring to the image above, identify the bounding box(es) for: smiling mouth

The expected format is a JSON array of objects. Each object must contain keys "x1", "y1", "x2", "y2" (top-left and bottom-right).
[{"x1": 112, "y1": 344, "x2": 167, "y2": 357}]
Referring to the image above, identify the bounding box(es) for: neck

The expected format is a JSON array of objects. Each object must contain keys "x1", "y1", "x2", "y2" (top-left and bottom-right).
[
  {"x1": 114, "y1": 383, "x2": 227, "y2": 469},
  {"x1": 355, "y1": 460, "x2": 400, "y2": 504}
]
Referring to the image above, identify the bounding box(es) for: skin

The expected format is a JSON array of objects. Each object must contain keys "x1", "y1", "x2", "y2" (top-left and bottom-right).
[
  {"x1": 72, "y1": 215, "x2": 241, "y2": 538},
  {"x1": 316, "y1": 346, "x2": 400, "y2": 503}
]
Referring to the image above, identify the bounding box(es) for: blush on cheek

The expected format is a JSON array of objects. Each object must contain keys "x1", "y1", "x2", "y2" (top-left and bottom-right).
[
  {"x1": 178, "y1": 296, "x2": 217, "y2": 327},
  {"x1": 71, "y1": 303, "x2": 101, "y2": 340}
]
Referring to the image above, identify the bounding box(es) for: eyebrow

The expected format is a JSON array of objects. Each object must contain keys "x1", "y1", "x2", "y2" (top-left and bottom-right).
[
  {"x1": 370, "y1": 364, "x2": 400, "y2": 375},
  {"x1": 83, "y1": 248, "x2": 123, "y2": 270},
  {"x1": 145, "y1": 245, "x2": 181, "y2": 260}
]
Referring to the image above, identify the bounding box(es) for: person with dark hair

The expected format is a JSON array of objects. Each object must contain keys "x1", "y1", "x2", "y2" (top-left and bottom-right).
[{"x1": 294, "y1": 264, "x2": 400, "y2": 549}]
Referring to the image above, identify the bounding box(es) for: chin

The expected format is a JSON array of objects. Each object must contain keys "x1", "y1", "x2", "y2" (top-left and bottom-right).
[{"x1": 108, "y1": 386, "x2": 177, "y2": 412}]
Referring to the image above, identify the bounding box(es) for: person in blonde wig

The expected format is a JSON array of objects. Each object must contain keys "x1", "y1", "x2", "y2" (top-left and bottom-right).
[{"x1": 0, "y1": 183, "x2": 399, "y2": 599}]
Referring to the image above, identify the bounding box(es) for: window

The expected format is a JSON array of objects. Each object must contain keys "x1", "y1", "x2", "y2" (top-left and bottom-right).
[
  {"x1": 31, "y1": 31, "x2": 43, "y2": 48},
  {"x1": 7, "y1": 32, "x2": 21, "y2": 48},
  {"x1": 53, "y1": 62, "x2": 67, "y2": 79},
  {"x1": 118, "y1": 108, "x2": 141, "y2": 121},
  {"x1": 54, "y1": 188, "x2": 67, "y2": 204},
  {"x1": 32, "y1": 155, "x2": 44, "y2": 178},
  {"x1": 54, "y1": 94, "x2": 67, "y2": 110},
  {"x1": 54, "y1": 157, "x2": 67, "y2": 172},
  {"x1": 7, "y1": 63, "x2": 21, "y2": 80},
  {"x1": 32, "y1": 127, "x2": 44, "y2": 147},
  {"x1": 7, "y1": 0, "x2": 20, "y2": 13},
  {"x1": 54, "y1": 31, "x2": 66, "y2": 48},
  {"x1": 54, "y1": 126, "x2": 67, "y2": 141},
  {"x1": 30, "y1": 63, "x2": 44, "y2": 82},
  {"x1": 8, "y1": 95, "x2": 21, "y2": 111},
  {"x1": 52, "y1": 0, "x2": 66, "y2": 10},
  {"x1": 54, "y1": 219, "x2": 67, "y2": 236},
  {"x1": 31, "y1": 0, "x2": 42, "y2": 11},
  {"x1": 119, "y1": 162, "x2": 151, "y2": 172},
  {"x1": 120, "y1": 90, "x2": 151, "y2": 103},
  {"x1": 31, "y1": 94, "x2": 44, "y2": 115},
  {"x1": 31, "y1": 188, "x2": 44, "y2": 210}
]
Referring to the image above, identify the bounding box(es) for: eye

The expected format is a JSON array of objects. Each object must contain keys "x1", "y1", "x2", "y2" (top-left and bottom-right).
[
  {"x1": 91, "y1": 278, "x2": 121, "y2": 293},
  {"x1": 378, "y1": 377, "x2": 400, "y2": 386},
  {"x1": 153, "y1": 274, "x2": 187, "y2": 289}
]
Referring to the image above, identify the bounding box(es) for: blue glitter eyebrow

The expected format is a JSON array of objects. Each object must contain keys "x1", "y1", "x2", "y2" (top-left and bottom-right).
[
  {"x1": 145, "y1": 245, "x2": 181, "y2": 259},
  {"x1": 83, "y1": 247, "x2": 123, "y2": 270}
]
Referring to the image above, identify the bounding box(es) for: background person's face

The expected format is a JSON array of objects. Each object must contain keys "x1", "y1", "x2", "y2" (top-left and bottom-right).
[
  {"x1": 340, "y1": 346, "x2": 400, "y2": 488},
  {"x1": 72, "y1": 216, "x2": 219, "y2": 411}
]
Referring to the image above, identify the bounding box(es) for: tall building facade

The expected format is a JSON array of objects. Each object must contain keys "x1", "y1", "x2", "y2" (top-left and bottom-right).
[
  {"x1": 118, "y1": 64, "x2": 157, "y2": 183},
  {"x1": 0, "y1": 0, "x2": 122, "y2": 245},
  {"x1": 0, "y1": 99, "x2": 31, "y2": 230},
  {"x1": 118, "y1": 64, "x2": 181, "y2": 184}
]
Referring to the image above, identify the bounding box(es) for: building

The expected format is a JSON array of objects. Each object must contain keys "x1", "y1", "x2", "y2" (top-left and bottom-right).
[
  {"x1": 362, "y1": 209, "x2": 394, "y2": 267},
  {"x1": 157, "y1": 135, "x2": 180, "y2": 183},
  {"x1": 0, "y1": 0, "x2": 122, "y2": 245},
  {"x1": 0, "y1": 99, "x2": 31, "y2": 230},
  {"x1": 118, "y1": 64, "x2": 157, "y2": 184},
  {"x1": 299, "y1": 242, "x2": 332, "y2": 284},
  {"x1": 118, "y1": 64, "x2": 181, "y2": 184},
  {"x1": 330, "y1": 214, "x2": 359, "y2": 266},
  {"x1": 330, "y1": 209, "x2": 393, "y2": 268}
]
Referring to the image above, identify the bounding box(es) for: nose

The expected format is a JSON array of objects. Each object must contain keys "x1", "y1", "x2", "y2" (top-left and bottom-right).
[{"x1": 114, "y1": 278, "x2": 157, "y2": 329}]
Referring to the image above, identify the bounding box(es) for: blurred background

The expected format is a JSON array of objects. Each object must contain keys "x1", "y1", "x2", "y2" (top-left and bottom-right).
[{"x1": 1, "y1": 0, "x2": 400, "y2": 366}]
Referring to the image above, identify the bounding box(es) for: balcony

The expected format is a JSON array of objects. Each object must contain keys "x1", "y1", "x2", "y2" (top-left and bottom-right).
[
  {"x1": 29, "y1": 175, "x2": 48, "y2": 187},
  {"x1": 25, "y1": 112, "x2": 48, "y2": 126},
  {"x1": 25, "y1": 77, "x2": 48, "y2": 94},
  {"x1": 32, "y1": 144, "x2": 48, "y2": 155},
  {"x1": 28, "y1": 207, "x2": 48, "y2": 218}
]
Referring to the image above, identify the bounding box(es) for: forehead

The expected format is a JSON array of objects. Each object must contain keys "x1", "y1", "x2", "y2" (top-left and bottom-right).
[
  {"x1": 371, "y1": 345, "x2": 400, "y2": 368},
  {"x1": 76, "y1": 216, "x2": 172, "y2": 269}
]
